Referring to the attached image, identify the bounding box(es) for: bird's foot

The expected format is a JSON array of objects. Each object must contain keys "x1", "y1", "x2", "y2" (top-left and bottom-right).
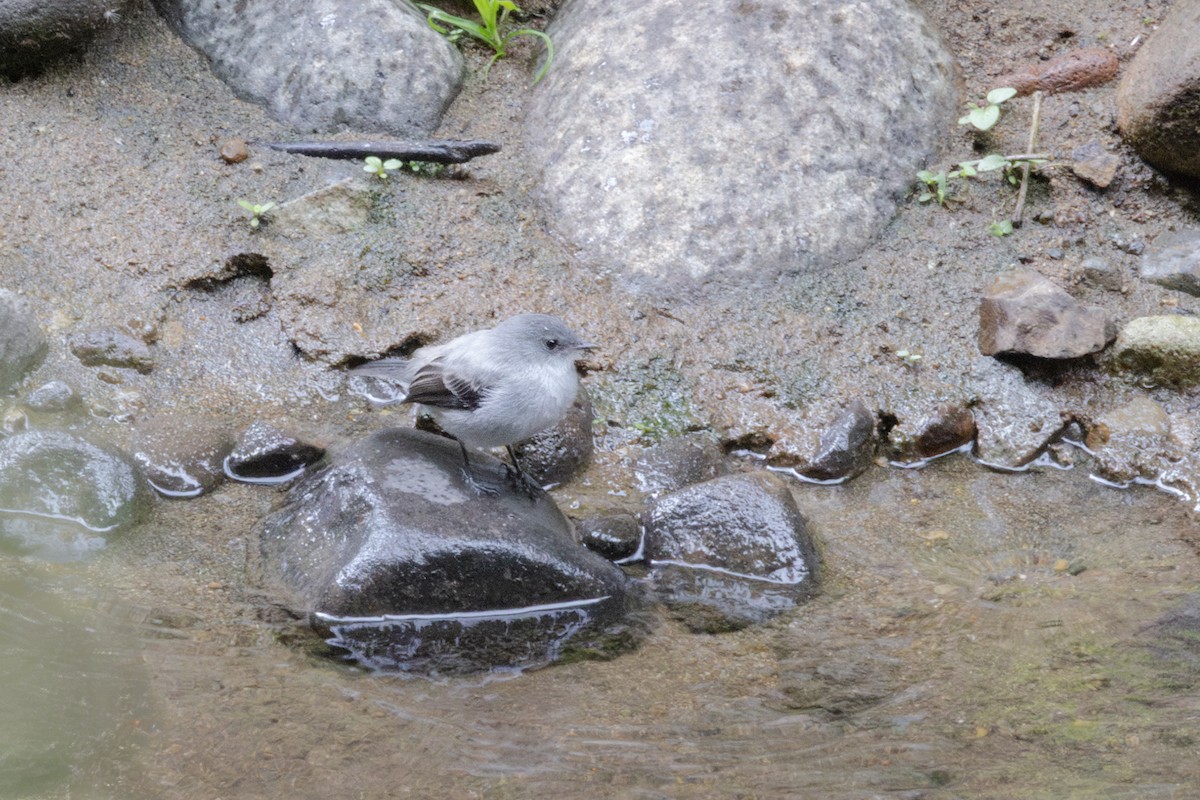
[{"x1": 461, "y1": 466, "x2": 501, "y2": 496}]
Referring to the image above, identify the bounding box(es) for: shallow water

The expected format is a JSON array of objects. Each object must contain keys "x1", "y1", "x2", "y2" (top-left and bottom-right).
[{"x1": 6, "y1": 452, "x2": 1200, "y2": 799}]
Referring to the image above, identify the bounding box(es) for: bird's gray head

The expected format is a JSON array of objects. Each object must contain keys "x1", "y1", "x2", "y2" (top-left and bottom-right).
[{"x1": 493, "y1": 313, "x2": 595, "y2": 364}]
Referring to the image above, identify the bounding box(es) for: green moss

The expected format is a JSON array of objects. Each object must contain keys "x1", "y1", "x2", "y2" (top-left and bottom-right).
[{"x1": 589, "y1": 357, "x2": 704, "y2": 443}]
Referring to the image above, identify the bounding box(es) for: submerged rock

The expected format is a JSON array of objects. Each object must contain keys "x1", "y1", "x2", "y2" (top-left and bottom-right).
[
  {"x1": 260, "y1": 428, "x2": 635, "y2": 673},
  {"x1": 525, "y1": 0, "x2": 954, "y2": 282},
  {"x1": 0, "y1": 289, "x2": 47, "y2": 392},
  {"x1": 1140, "y1": 229, "x2": 1200, "y2": 297},
  {"x1": 131, "y1": 414, "x2": 235, "y2": 498},
  {"x1": 0, "y1": 431, "x2": 151, "y2": 559},
  {"x1": 1116, "y1": 0, "x2": 1200, "y2": 180},
  {"x1": 643, "y1": 471, "x2": 819, "y2": 632},
  {"x1": 151, "y1": 0, "x2": 463, "y2": 136},
  {"x1": 978, "y1": 269, "x2": 1115, "y2": 359},
  {"x1": 1110, "y1": 315, "x2": 1200, "y2": 386}
]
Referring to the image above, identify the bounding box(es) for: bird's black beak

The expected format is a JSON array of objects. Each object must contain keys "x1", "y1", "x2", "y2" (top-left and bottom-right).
[{"x1": 576, "y1": 341, "x2": 598, "y2": 352}]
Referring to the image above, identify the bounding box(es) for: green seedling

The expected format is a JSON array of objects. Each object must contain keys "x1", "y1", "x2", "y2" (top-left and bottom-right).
[
  {"x1": 988, "y1": 219, "x2": 1014, "y2": 237},
  {"x1": 959, "y1": 87, "x2": 1018, "y2": 132},
  {"x1": 915, "y1": 169, "x2": 949, "y2": 205},
  {"x1": 237, "y1": 199, "x2": 275, "y2": 229},
  {"x1": 895, "y1": 349, "x2": 924, "y2": 367},
  {"x1": 364, "y1": 155, "x2": 403, "y2": 179},
  {"x1": 416, "y1": 0, "x2": 554, "y2": 82}
]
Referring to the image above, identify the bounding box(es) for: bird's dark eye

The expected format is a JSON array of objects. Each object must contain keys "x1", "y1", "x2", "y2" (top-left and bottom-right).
[{"x1": 545, "y1": 338, "x2": 559, "y2": 351}]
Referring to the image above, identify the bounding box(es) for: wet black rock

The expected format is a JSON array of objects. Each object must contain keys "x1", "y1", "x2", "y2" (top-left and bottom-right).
[
  {"x1": 979, "y1": 269, "x2": 1115, "y2": 359},
  {"x1": 260, "y1": 428, "x2": 635, "y2": 673},
  {"x1": 0, "y1": 288, "x2": 47, "y2": 392},
  {"x1": 224, "y1": 421, "x2": 324, "y2": 483},
  {"x1": 796, "y1": 399, "x2": 876, "y2": 481},
  {"x1": 0, "y1": 0, "x2": 126, "y2": 78},
  {"x1": 643, "y1": 471, "x2": 819, "y2": 633},
  {"x1": 0, "y1": 430, "x2": 151, "y2": 559},
  {"x1": 68, "y1": 327, "x2": 154, "y2": 373},
  {"x1": 131, "y1": 414, "x2": 235, "y2": 498},
  {"x1": 151, "y1": 0, "x2": 462, "y2": 136},
  {"x1": 22, "y1": 380, "x2": 79, "y2": 412},
  {"x1": 512, "y1": 389, "x2": 594, "y2": 488},
  {"x1": 885, "y1": 403, "x2": 976, "y2": 464},
  {"x1": 577, "y1": 513, "x2": 641, "y2": 561},
  {"x1": 1140, "y1": 229, "x2": 1200, "y2": 297},
  {"x1": 525, "y1": 0, "x2": 954, "y2": 282},
  {"x1": 633, "y1": 433, "x2": 728, "y2": 496}
]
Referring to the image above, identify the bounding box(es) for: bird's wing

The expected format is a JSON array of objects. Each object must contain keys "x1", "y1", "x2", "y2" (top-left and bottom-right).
[
  {"x1": 351, "y1": 357, "x2": 413, "y2": 381},
  {"x1": 402, "y1": 357, "x2": 491, "y2": 410}
]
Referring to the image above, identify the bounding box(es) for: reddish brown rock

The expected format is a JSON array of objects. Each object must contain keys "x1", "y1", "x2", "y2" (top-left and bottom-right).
[
  {"x1": 1117, "y1": 0, "x2": 1200, "y2": 180},
  {"x1": 995, "y1": 47, "x2": 1119, "y2": 96},
  {"x1": 219, "y1": 138, "x2": 249, "y2": 164},
  {"x1": 979, "y1": 269, "x2": 1116, "y2": 359},
  {"x1": 885, "y1": 404, "x2": 976, "y2": 463}
]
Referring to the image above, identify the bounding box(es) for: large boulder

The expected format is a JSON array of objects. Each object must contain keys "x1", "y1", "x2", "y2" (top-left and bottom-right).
[
  {"x1": 260, "y1": 428, "x2": 637, "y2": 673},
  {"x1": 151, "y1": 0, "x2": 463, "y2": 135},
  {"x1": 1116, "y1": 0, "x2": 1200, "y2": 180},
  {"x1": 525, "y1": 0, "x2": 955, "y2": 283},
  {"x1": 0, "y1": 0, "x2": 127, "y2": 78}
]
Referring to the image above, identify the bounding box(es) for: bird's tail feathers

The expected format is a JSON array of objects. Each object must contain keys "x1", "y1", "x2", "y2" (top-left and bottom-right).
[{"x1": 350, "y1": 357, "x2": 413, "y2": 405}]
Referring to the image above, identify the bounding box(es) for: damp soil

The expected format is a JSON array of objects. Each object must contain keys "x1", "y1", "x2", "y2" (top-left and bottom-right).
[{"x1": 2, "y1": 0, "x2": 1200, "y2": 798}]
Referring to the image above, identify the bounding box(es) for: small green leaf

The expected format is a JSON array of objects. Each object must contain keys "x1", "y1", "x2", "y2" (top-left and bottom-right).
[
  {"x1": 976, "y1": 154, "x2": 1009, "y2": 172},
  {"x1": 968, "y1": 104, "x2": 1000, "y2": 131},
  {"x1": 917, "y1": 191, "x2": 933, "y2": 203},
  {"x1": 957, "y1": 163, "x2": 977, "y2": 178},
  {"x1": 258, "y1": 202, "x2": 275, "y2": 213},
  {"x1": 382, "y1": 159, "x2": 403, "y2": 170},
  {"x1": 916, "y1": 170, "x2": 936, "y2": 183},
  {"x1": 237, "y1": 199, "x2": 255, "y2": 212},
  {"x1": 986, "y1": 87, "x2": 1018, "y2": 105},
  {"x1": 989, "y1": 220, "x2": 1014, "y2": 237}
]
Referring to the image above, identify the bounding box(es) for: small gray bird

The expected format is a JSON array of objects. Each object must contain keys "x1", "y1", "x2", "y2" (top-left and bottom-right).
[{"x1": 352, "y1": 313, "x2": 595, "y2": 492}]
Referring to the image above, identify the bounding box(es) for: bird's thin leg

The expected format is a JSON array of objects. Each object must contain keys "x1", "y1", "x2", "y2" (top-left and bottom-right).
[
  {"x1": 505, "y1": 445, "x2": 540, "y2": 498},
  {"x1": 458, "y1": 440, "x2": 498, "y2": 496}
]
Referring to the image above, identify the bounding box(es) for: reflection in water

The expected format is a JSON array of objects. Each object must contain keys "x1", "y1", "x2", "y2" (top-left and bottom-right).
[
  {"x1": 317, "y1": 596, "x2": 614, "y2": 675},
  {"x1": 8, "y1": 455, "x2": 1200, "y2": 798}
]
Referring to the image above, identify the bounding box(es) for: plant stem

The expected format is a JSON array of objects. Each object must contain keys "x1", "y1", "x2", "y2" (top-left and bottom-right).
[{"x1": 1012, "y1": 91, "x2": 1043, "y2": 228}]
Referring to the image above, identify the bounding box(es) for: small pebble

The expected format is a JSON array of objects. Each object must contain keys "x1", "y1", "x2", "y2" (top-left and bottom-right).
[{"x1": 219, "y1": 138, "x2": 249, "y2": 164}]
